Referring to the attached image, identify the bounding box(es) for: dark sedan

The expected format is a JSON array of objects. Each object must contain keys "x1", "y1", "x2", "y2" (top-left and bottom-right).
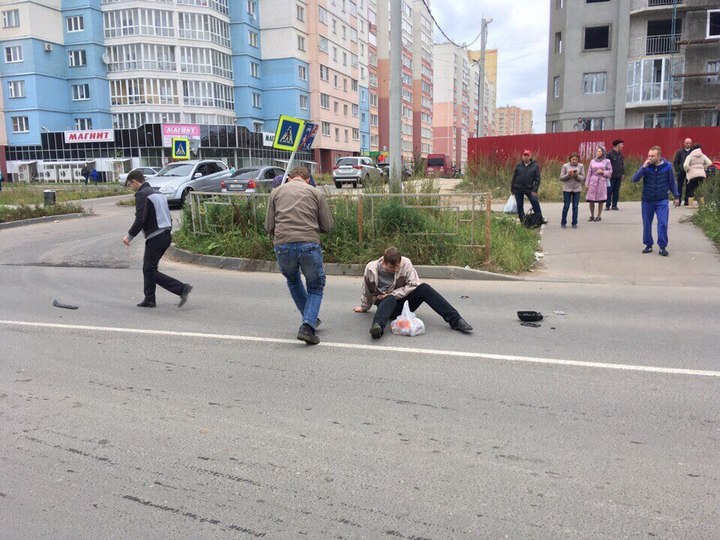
[{"x1": 222, "y1": 166, "x2": 286, "y2": 193}]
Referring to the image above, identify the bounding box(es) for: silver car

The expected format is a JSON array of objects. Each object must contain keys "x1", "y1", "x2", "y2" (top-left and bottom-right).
[
  {"x1": 147, "y1": 160, "x2": 230, "y2": 206},
  {"x1": 119, "y1": 166, "x2": 160, "y2": 184},
  {"x1": 223, "y1": 166, "x2": 286, "y2": 193},
  {"x1": 332, "y1": 156, "x2": 382, "y2": 188}
]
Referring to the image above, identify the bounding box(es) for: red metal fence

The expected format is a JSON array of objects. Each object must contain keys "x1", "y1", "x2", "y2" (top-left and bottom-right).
[{"x1": 468, "y1": 127, "x2": 720, "y2": 164}]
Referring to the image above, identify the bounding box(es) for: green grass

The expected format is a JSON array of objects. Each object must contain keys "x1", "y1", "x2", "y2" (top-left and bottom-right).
[
  {"x1": 0, "y1": 183, "x2": 129, "y2": 206},
  {"x1": 0, "y1": 203, "x2": 86, "y2": 223},
  {"x1": 690, "y1": 177, "x2": 720, "y2": 247}
]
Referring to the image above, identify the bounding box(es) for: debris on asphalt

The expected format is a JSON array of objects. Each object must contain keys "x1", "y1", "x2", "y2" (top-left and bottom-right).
[
  {"x1": 460, "y1": 295, "x2": 469, "y2": 299},
  {"x1": 553, "y1": 310, "x2": 566, "y2": 315},
  {"x1": 53, "y1": 299, "x2": 79, "y2": 310},
  {"x1": 520, "y1": 322, "x2": 541, "y2": 328}
]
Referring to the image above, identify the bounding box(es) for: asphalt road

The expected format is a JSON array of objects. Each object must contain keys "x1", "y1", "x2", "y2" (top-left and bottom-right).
[{"x1": 2, "y1": 196, "x2": 720, "y2": 538}]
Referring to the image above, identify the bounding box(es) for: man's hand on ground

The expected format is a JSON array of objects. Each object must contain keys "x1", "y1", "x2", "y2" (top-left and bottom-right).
[{"x1": 353, "y1": 306, "x2": 365, "y2": 313}]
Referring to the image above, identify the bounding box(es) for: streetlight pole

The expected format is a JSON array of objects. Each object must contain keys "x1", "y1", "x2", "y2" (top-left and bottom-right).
[
  {"x1": 666, "y1": 0, "x2": 678, "y2": 128},
  {"x1": 389, "y1": 0, "x2": 402, "y2": 189},
  {"x1": 476, "y1": 17, "x2": 492, "y2": 137}
]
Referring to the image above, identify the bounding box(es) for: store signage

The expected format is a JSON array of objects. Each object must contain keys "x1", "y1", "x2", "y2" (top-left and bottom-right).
[
  {"x1": 162, "y1": 124, "x2": 201, "y2": 147},
  {"x1": 64, "y1": 129, "x2": 115, "y2": 143}
]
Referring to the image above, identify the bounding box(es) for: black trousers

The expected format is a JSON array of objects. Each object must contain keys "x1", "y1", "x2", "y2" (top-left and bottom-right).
[
  {"x1": 373, "y1": 283, "x2": 461, "y2": 329},
  {"x1": 676, "y1": 171, "x2": 688, "y2": 205},
  {"x1": 143, "y1": 230, "x2": 184, "y2": 303},
  {"x1": 605, "y1": 177, "x2": 622, "y2": 209}
]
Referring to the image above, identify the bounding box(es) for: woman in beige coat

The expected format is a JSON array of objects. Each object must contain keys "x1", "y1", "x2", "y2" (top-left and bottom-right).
[{"x1": 683, "y1": 144, "x2": 712, "y2": 208}]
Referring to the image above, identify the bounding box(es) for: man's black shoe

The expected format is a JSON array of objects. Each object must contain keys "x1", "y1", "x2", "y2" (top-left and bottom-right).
[
  {"x1": 642, "y1": 246, "x2": 653, "y2": 254},
  {"x1": 297, "y1": 323, "x2": 320, "y2": 345},
  {"x1": 369, "y1": 323, "x2": 383, "y2": 339},
  {"x1": 453, "y1": 318, "x2": 473, "y2": 334},
  {"x1": 178, "y1": 284, "x2": 192, "y2": 307},
  {"x1": 137, "y1": 301, "x2": 156, "y2": 308},
  {"x1": 659, "y1": 247, "x2": 669, "y2": 257}
]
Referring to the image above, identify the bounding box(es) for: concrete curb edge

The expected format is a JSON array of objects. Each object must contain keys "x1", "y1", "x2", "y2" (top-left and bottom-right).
[{"x1": 0, "y1": 212, "x2": 92, "y2": 230}]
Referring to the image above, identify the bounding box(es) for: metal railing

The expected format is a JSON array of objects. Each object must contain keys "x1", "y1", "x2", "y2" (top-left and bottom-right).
[
  {"x1": 188, "y1": 190, "x2": 494, "y2": 263},
  {"x1": 630, "y1": 0, "x2": 682, "y2": 11}
]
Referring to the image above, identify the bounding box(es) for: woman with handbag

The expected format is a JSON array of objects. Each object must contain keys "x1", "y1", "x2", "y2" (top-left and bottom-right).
[
  {"x1": 559, "y1": 152, "x2": 585, "y2": 228},
  {"x1": 585, "y1": 146, "x2": 612, "y2": 222}
]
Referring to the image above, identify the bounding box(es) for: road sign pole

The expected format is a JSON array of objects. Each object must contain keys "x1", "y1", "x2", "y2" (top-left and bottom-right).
[{"x1": 281, "y1": 150, "x2": 297, "y2": 185}]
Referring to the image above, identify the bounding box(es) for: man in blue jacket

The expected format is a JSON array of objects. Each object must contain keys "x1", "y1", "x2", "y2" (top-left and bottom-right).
[{"x1": 631, "y1": 145, "x2": 680, "y2": 256}]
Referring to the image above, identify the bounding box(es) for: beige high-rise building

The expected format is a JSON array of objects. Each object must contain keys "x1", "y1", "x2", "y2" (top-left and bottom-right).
[{"x1": 495, "y1": 106, "x2": 534, "y2": 136}]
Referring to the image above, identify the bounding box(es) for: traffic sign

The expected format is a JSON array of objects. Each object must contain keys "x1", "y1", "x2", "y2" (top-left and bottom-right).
[
  {"x1": 299, "y1": 122, "x2": 319, "y2": 151},
  {"x1": 273, "y1": 115, "x2": 306, "y2": 152},
  {"x1": 172, "y1": 137, "x2": 190, "y2": 160}
]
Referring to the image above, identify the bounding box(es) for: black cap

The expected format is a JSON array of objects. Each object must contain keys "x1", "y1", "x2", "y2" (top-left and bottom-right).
[{"x1": 612, "y1": 139, "x2": 624, "y2": 147}]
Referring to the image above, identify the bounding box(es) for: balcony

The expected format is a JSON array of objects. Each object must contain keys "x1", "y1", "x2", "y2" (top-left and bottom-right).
[
  {"x1": 630, "y1": 0, "x2": 682, "y2": 13},
  {"x1": 629, "y1": 34, "x2": 682, "y2": 57}
]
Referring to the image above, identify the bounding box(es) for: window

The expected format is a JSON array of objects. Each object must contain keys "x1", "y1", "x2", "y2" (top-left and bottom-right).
[
  {"x1": 708, "y1": 60, "x2": 720, "y2": 84},
  {"x1": 334, "y1": 101, "x2": 338, "y2": 114},
  {"x1": 553, "y1": 76, "x2": 560, "y2": 99},
  {"x1": 75, "y1": 118, "x2": 93, "y2": 130},
  {"x1": 584, "y1": 25, "x2": 610, "y2": 50},
  {"x1": 583, "y1": 72, "x2": 607, "y2": 93},
  {"x1": 322, "y1": 121, "x2": 330, "y2": 136},
  {"x1": 7, "y1": 80, "x2": 25, "y2": 98},
  {"x1": 320, "y1": 65, "x2": 329, "y2": 80},
  {"x1": 626, "y1": 57, "x2": 683, "y2": 103},
  {"x1": 247, "y1": 0, "x2": 256, "y2": 17},
  {"x1": 5, "y1": 45, "x2": 22, "y2": 63},
  {"x1": 66, "y1": 15, "x2": 84, "y2": 32},
  {"x1": 72, "y1": 83, "x2": 90, "y2": 100},
  {"x1": 343, "y1": 104, "x2": 348, "y2": 116},
  {"x1": 250, "y1": 61, "x2": 259, "y2": 78},
  {"x1": 12, "y1": 116, "x2": 29, "y2": 133},
  {"x1": 344, "y1": 129, "x2": 349, "y2": 142},
  {"x1": 351, "y1": 79, "x2": 358, "y2": 91},
  {"x1": 319, "y1": 37, "x2": 328, "y2": 52},
  {"x1": 253, "y1": 121, "x2": 263, "y2": 132},
  {"x1": 298, "y1": 65, "x2": 307, "y2": 80},
  {"x1": 320, "y1": 93, "x2": 330, "y2": 108},
  {"x1": 551, "y1": 120, "x2": 559, "y2": 133},
  {"x1": 352, "y1": 104, "x2": 359, "y2": 117},
  {"x1": 703, "y1": 110, "x2": 720, "y2": 127},
  {"x1": 297, "y1": 35, "x2": 305, "y2": 51},
  {"x1": 709, "y1": 10, "x2": 720, "y2": 39},
  {"x1": 252, "y1": 92, "x2": 261, "y2": 108},
  {"x1": 643, "y1": 112, "x2": 675, "y2": 129},
  {"x1": 352, "y1": 128, "x2": 359, "y2": 140},
  {"x1": 296, "y1": 5, "x2": 305, "y2": 21},
  {"x1": 335, "y1": 127, "x2": 340, "y2": 141},
  {"x1": 555, "y1": 32, "x2": 562, "y2": 54},
  {"x1": 3, "y1": 9, "x2": 20, "y2": 27},
  {"x1": 300, "y1": 95, "x2": 308, "y2": 109},
  {"x1": 248, "y1": 31, "x2": 258, "y2": 47},
  {"x1": 69, "y1": 49, "x2": 87, "y2": 67},
  {"x1": 333, "y1": 74, "x2": 338, "y2": 88}
]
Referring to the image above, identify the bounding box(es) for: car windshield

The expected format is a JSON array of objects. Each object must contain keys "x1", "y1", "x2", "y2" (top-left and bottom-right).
[
  {"x1": 427, "y1": 158, "x2": 445, "y2": 167},
  {"x1": 156, "y1": 163, "x2": 194, "y2": 177},
  {"x1": 230, "y1": 169, "x2": 260, "y2": 179},
  {"x1": 336, "y1": 158, "x2": 357, "y2": 167}
]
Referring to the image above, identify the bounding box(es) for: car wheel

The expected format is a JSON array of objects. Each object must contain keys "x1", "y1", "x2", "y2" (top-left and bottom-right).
[
  {"x1": 334, "y1": 181, "x2": 342, "y2": 189},
  {"x1": 181, "y1": 187, "x2": 193, "y2": 206}
]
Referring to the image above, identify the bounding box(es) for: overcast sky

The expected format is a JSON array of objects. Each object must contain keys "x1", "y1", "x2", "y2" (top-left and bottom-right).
[{"x1": 432, "y1": 1, "x2": 551, "y2": 133}]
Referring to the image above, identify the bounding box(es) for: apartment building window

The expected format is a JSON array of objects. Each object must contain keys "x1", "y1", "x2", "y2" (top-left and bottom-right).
[
  {"x1": 69, "y1": 49, "x2": 87, "y2": 67},
  {"x1": 66, "y1": 16, "x2": 84, "y2": 32},
  {"x1": 335, "y1": 127, "x2": 340, "y2": 141},
  {"x1": 584, "y1": 25, "x2": 610, "y2": 50},
  {"x1": 352, "y1": 128, "x2": 359, "y2": 140},
  {"x1": 300, "y1": 95, "x2": 308, "y2": 109},
  {"x1": 252, "y1": 92, "x2": 261, "y2": 108},
  {"x1": 72, "y1": 83, "x2": 90, "y2": 100},
  {"x1": 334, "y1": 101, "x2": 338, "y2": 114},
  {"x1": 342, "y1": 26, "x2": 347, "y2": 41},
  {"x1": 296, "y1": 5, "x2": 305, "y2": 21},
  {"x1": 178, "y1": 47, "x2": 233, "y2": 79},
  {"x1": 370, "y1": 113, "x2": 378, "y2": 127},
  {"x1": 343, "y1": 78, "x2": 347, "y2": 92},
  {"x1": 7, "y1": 80, "x2": 25, "y2": 98},
  {"x1": 319, "y1": 7, "x2": 328, "y2": 24},
  {"x1": 333, "y1": 47, "x2": 338, "y2": 61},
  {"x1": 352, "y1": 79, "x2": 358, "y2": 91},
  {"x1": 319, "y1": 37, "x2": 328, "y2": 53},
  {"x1": 247, "y1": 1, "x2": 256, "y2": 17},
  {"x1": 627, "y1": 57, "x2": 683, "y2": 103},
  {"x1": 553, "y1": 76, "x2": 561, "y2": 99},
  {"x1": 333, "y1": 74, "x2": 338, "y2": 88},
  {"x1": 12, "y1": 116, "x2": 29, "y2": 133},
  {"x1": 297, "y1": 35, "x2": 305, "y2": 51},
  {"x1": 583, "y1": 72, "x2": 607, "y2": 94},
  {"x1": 75, "y1": 118, "x2": 93, "y2": 130},
  {"x1": 342, "y1": 52, "x2": 347, "y2": 66},
  {"x1": 2, "y1": 9, "x2": 19, "y2": 27},
  {"x1": 352, "y1": 104, "x2": 359, "y2": 117},
  {"x1": 708, "y1": 10, "x2": 720, "y2": 39},
  {"x1": 249, "y1": 31, "x2": 258, "y2": 47},
  {"x1": 554, "y1": 32, "x2": 563, "y2": 54},
  {"x1": 298, "y1": 65, "x2": 307, "y2": 80},
  {"x1": 332, "y1": 19, "x2": 337, "y2": 34},
  {"x1": 643, "y1": 112, "x2": 674, "y2": 129},
  {"x1": 703, "y1": 110, "x2": 720, "y2": 127},
  {"x1": 320, "y1": 93, "x2": 330, "y2": 108},
  {"x1": 250, "y1": 61, "x2": 260, "y2": 78},
  {"x1": 320, "y1": 65, "x2": 329, "y2": 80},
  {"x1": 5, "y1": 45, "x2": 22, "y2": 63},
  {"x1": 344, "y1": 129, "x2": 349, "y2": 142},
  {"x1": 707, "y1": 60, "x2": 720, "y2": 83},
  {"x1": 343, "y1": 104, "x2": 348, "y2": 116},
  {"x1": 551, "y1": 120, "x2": 559, "y2": 133},
  {"x1": 253, "y1": 121, "x2": 263, "y2": 132},
  {"x1": 370, "y1": 93, "x2": 378, "y2": 107},
  {"x1": 322, "y1": 121, "x2": 330, "y2": 136}
]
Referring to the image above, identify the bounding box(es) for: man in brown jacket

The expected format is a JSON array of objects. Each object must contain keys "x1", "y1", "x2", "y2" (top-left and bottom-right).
[
  {"x1": 265, "y1": 166, "x2": 333, "y2": 344},
  {"x1": 353, "y1": 247, "x2": 473, "y2": 339}
]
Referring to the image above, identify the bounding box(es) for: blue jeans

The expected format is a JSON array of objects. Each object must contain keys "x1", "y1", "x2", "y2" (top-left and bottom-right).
[
  {"x1": 274, "y1": 242, "x2": 326, "y2": 330},
  {"x1": 514, "y1": 192, "x2": 543, "y2": 222},
  {"x1": 561, "y1": 191, "x2": 580, "y2": 226},
  {"x1": 641, "y1": 200, "x2": 669, "y2": 248}
]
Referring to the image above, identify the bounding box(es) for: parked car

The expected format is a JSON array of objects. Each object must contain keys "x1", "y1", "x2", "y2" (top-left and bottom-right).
[
  {"x1": 222, "y1": 166, "x2": 286, "y2": 193},
  {"x1": 119, "y1": 166, "x2": 160, "y2": 184},
  {"x1": 378, "y1": 162, "x2": 411, "y2": 181},
  {"x1": 332, "y1": 156, "x2": 382, "y2": 189},
  {"x1": 146, "y1": 160, "x2": 230, "y2": 206}
]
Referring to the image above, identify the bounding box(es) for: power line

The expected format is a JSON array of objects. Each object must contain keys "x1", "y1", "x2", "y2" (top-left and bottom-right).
[{"x1": 418, "y1": 0, "x2": 482, "y2": 49}]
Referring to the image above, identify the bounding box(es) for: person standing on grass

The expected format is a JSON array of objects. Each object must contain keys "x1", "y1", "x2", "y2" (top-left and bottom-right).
[
  {"x1": 265, "y1": 166, "x2": 333, "y2": 345},
  {"x1": 122, "y1": 170, "x2": 192, "y2": 308},
  {"x1": 605, "y1": 139, "x2": 625, "y2": 210},
  {"x1": 683, "y1": 144, "x2": 712, "y2": 208},
  {"x1": 632, "y1": 145, "x2": 680, "y2": 257},
  {"x1": 585, "y1": 146, "x2": 612, "y2": 222},
  {"x1": 510, "y1": 149, "x2": 546, "y2": 225},
  {"x1": 559, "y1": 153, "x2": 585, "y2": 229},
  {"x1": 81, "y1": 162, "x2": 90, "y2": 186},
  {"x1": 673, "y1": 138, "x2": 693, "y2": 206}
]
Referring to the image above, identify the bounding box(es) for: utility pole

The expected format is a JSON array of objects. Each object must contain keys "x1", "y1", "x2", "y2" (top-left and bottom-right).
[
  {"x1": 476, "y1": 16, "x2": 492, "y2": 137},
  {"x1": 389, "y1": 0, "x2": 402, "y2": 189},
  {"x1": 666, "y1": 0, "x2": 678, "y2": 128}
]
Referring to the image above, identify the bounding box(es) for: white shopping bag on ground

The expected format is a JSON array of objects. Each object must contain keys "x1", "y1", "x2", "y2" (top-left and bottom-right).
[
  {"x1": 390, "y1": 301, "x2": 425, "y2": 337},
  {"x1": 504, "y1": 195, "x2": 517, "y2": 214}
]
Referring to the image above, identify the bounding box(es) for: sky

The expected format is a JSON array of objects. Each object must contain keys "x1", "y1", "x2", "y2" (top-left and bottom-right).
[{"x1": 432, "y1": 1, "x2": 551, "y2": 133}]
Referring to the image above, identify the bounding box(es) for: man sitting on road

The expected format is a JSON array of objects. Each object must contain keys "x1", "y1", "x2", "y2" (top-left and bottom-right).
[{"x1": 353, "y1": 247, "x2": 473, "y2": 339}]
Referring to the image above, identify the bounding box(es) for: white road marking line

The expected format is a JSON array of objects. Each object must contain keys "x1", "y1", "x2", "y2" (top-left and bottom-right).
[{"x1": 2, "y1": 319, "x2": 719, "y2": 378}]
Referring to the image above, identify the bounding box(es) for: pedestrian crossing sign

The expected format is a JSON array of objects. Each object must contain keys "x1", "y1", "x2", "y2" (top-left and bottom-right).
[
  {"x1": 273, "y1": 115, "x2": 306, "y2": 152},
  {"x1": 172, "y1": 137, "x2": 190, "y2": 160}
]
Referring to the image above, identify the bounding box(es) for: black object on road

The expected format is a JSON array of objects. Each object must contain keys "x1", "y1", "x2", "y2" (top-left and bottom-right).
[
  {"x1": 517, "y1": 310, "x2": 543, "y2": 322},
  {"x1": 53, "y1": 299, "x2": 79, "y2": 310},
  {"x1": 520, "y1": 321, "x2": 541, "y2": 328}
]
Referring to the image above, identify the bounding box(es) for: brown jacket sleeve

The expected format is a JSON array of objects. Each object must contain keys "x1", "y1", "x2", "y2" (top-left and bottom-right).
[
  {"x1": 317, "y1": 192, "x2": 334, "y2": 233},
  {"x1": 391, "y1": 260, "x2": 420, "y2": 299}
]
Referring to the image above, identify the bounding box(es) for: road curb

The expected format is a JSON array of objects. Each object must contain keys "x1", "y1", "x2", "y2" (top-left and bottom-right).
[
  {"x1": 167, "y1": 245, "x2": 520, "y2": 281},
  {"x1": 0, "y1": 212, "x2": 92, "y2": 230}
]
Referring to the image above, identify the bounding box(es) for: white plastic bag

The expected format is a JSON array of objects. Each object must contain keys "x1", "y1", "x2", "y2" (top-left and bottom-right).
[
  {"x1": 390, "y1": 301, "x2": 425, "y2": 337},
  {"x1": 503, "y1": 195, "x2": 518, "y2": 214}
]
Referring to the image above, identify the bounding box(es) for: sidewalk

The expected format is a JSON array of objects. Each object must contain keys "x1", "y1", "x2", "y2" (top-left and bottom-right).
[{"x1": 532, "y1": 201, "x2": 720, "y2": 286}]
